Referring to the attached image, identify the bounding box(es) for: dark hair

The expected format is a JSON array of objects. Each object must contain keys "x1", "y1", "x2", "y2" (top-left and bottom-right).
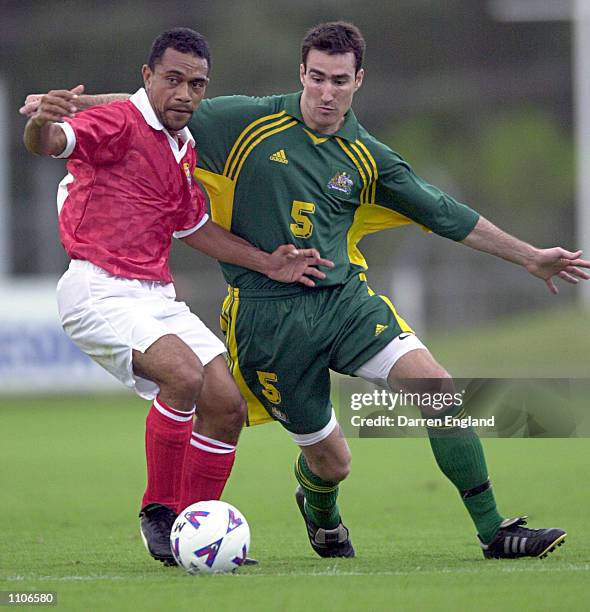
[
  {"x1": 148, "y1": 27, "x2": 211, "y2": 72},
  {"x1": 301, "y1": 21, "x2": 365, "y2": 73}
]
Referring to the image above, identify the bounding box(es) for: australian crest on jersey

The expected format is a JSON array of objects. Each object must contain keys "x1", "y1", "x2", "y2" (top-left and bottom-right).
[{"x1": 327, "y1": 170, "x2": 354, "y2": 195}]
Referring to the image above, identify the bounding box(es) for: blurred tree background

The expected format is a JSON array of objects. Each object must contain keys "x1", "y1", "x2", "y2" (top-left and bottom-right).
[{"x1": 0, "y1": 0, "x2": 576, "y2": 336}]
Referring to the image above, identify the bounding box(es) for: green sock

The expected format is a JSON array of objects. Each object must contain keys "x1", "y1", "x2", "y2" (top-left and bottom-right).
[
  {"x1": 428, "y1": 424, "x2": 504, "y2": 543},
  {"x1": 294, "y1": 453, "x2": 340, "y2": 529}
]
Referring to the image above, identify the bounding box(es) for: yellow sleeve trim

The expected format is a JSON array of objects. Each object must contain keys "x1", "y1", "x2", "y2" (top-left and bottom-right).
[
  {"x1": 232, "y1": 120, "x2": 298, "y2": 183},
  {"x1": 223, "y1": 110, "x2": 287, "y2": 177},
  {"x1": 355, "y1": 140, "x2": 379, "y2": 204},
  {"x1": 194, "y1": 168, "x2": 236, "y2": 231},
  {"x1": 347, "y1": 203, "x2": 414, "y2": 268},
  {"x1": 225, "y1": 114, "x2": 298, "y2": 180}
]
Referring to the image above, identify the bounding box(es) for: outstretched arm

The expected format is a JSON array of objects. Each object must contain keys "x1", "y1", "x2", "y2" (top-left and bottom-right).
[
  {"x1": 20, "y1": 91, "x2": 129, "y2": 118},
  {"x1": 182, "y1": 219, "x2": 334, "y2": 287},
  {"x1": 461, "y1": 216, "x2": 590, "y2": 294}
]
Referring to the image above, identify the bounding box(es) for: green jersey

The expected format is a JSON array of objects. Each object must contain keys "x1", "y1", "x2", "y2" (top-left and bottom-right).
[{"x1": 190, "y1": 92, "x2": 479, "y2": 292}]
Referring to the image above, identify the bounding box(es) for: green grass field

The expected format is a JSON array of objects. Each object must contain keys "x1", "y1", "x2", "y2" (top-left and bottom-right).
[
  {"x1": 428, "y1": 304, "x2": 590, "y2": 377},
  {"x1": 1, "y1": 308, "x2": 589, "y2": 611}
]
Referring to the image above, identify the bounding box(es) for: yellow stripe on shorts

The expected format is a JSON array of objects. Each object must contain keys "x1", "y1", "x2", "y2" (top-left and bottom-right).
[{"x1": 224, "y1": 286, "x2": 275, "y2": 427}]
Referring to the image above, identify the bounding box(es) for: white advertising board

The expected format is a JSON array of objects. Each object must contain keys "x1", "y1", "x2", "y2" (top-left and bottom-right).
[{"x1": 0, "y1": 278, "x2": 120, "y2": 393}]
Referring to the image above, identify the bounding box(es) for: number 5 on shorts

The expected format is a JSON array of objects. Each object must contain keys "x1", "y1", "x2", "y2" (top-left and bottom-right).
[{"x1": 256, "y1": 371, "x2": 281, "y2": 404}]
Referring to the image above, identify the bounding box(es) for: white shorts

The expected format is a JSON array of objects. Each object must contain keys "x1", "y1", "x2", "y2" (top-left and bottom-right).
[
  {"x1": 354, "y1": 333, "x2": 427, "y2": 389},
  {"x1": 56, "y1": 260, "x2": 226, "y2": 400}
]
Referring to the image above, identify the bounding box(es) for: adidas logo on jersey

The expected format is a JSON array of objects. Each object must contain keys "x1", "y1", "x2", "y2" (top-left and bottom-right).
[
  {"x1": 374, "y1": 324, "x2": 388, "y2": 337},
  {"x1": 269, "y1": 149, "x2": 288, "y2": 164}
]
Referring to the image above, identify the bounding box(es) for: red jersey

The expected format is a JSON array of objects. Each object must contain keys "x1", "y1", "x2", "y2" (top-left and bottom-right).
[{"x1": 55, "y1": 88, "x2": 207, "y2": 283}]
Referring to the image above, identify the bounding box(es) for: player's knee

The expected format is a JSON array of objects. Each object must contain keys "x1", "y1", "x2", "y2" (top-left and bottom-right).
[
  {"x1": 330, "y1": 458, "x2": 351, "y2": 483},
  {"x1": 310, "y1": 453, "x2": 351, "y2": 483},
  {"x1": 172, "y1": 364, "x2": 204, "y2": 401},
  {"x1": 417, "y1": 371, "x2": 459, "y2": 418},
  {"x1": 206, "y1": 393, "x2": 246, "y2": 434},
  {"x1": 226, "y1": 395, "x2": 247, "y2": 431},
  {"x1": 424, "y1": 370, "x2": 454, "y2": 394},
  {"x1": 323, "y1": 462, "x2": 350, "y2": 483}
]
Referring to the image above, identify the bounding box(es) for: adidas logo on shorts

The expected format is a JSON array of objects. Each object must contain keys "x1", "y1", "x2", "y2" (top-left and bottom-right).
[{"x1": 374, "y1": 324, "x2": 388, "y2": 336}]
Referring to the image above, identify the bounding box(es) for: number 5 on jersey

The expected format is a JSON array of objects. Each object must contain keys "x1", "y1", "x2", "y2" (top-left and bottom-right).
[
  {"x1": 290, "y1": 200, "x2": 316, "y2": 239},
  {"x1": 256, "y1": 370, "x2": 281, "y2": 404}
]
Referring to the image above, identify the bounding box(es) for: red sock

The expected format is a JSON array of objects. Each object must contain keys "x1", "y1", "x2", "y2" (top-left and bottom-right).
[
  {"x1": 177, "y1": 432, "x2": 236, "y2": 513},
  {"x1": 141, "y1": 396, "x2": 194, "y2": 511}
]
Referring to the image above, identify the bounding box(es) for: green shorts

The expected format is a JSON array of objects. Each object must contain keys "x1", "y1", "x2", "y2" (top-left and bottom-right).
[{"x1": 220, "y1": 273, "x2": 412, "y2": 435}]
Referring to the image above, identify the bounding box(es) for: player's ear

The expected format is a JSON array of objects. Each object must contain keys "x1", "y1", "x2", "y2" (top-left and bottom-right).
[
  {"x1": 354, "y1": 68, "x2": 364, "y2": 92},
  {"x1": 299, "y1": 63, "x2": 306, "y2": 86},
  {"x1": 142, "y1": 64, "x2": 153, "y2": 89}
]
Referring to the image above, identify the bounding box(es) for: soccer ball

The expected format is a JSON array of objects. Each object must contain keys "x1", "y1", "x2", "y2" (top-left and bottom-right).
[{"x1": 170, "y1": 500, "x2": 251, "y2": 574}]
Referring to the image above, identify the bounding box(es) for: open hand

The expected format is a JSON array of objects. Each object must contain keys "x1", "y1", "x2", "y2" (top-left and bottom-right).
[
  {"x1": 526, "y1": 247, "x2": 590, "y2": 294},
  {"x1": 266, "y1": 245, "x2": 335, "y2": 287}
]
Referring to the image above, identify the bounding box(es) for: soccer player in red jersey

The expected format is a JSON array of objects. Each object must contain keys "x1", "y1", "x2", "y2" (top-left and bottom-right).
[{"x1": 22, "y1": 28, "x2": 333, "y2": 566}]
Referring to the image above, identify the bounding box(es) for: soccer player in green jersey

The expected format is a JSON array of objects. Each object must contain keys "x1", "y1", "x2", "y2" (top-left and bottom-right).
[
  {"x1": 21, "y1": 21, "x2": 589, "y2": 560},
  {"x1": 186, "y1": 22, "x2": 588, "y2": 560}
]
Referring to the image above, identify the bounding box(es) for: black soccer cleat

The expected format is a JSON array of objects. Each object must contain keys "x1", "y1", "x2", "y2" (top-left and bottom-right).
[
  {"x1": 139, "y1": 503, "x2": 177, "y2": 566},
  {"x1": 295, "y1": 486, "x2": 355, "y2": 558},
  {"x1": 479, "y1": 516, "x2": 567, "y2": 559}
]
